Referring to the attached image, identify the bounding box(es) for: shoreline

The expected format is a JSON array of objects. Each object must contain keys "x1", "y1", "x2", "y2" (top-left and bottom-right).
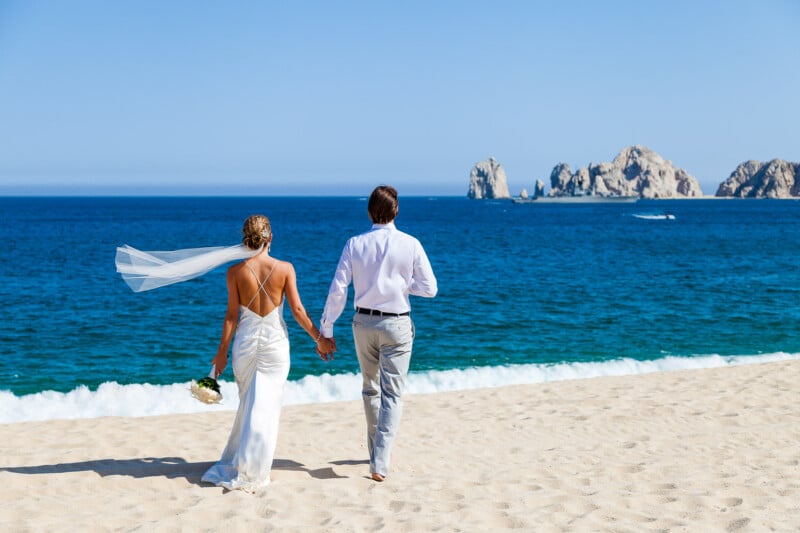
[
  {"x1": 4, "y1": 351, "x2": 799, "y2": 424},
  {"x1": 2, "y1": 360, "x2": 799, "y2": 530}
]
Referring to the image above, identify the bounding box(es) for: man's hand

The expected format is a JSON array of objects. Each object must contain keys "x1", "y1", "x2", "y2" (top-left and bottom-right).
[{"x1": 316, "y1": 337, "x2": 337, "y2": 362}]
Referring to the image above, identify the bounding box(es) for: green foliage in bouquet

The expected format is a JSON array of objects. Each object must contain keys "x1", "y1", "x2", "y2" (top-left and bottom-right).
[
  {"x1": 191, "y1": 372, "x2": 223, "y2": 404},
  {"x1": 196, "y1": 376, "x2": 221, "y2": 394}
]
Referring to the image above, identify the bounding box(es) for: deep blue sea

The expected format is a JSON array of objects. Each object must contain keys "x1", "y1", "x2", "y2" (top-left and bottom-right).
[{"x1": 3, "y1": 196, "x2": 800, "y2": 423}]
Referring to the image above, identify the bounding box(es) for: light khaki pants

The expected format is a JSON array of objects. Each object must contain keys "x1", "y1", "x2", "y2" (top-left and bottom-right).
[{"x1": 352, "y1": 313, "x2": 414, "y2": 477}]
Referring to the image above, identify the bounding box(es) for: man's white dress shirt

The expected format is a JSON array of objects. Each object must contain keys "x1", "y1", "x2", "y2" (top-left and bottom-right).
[{"x1": 320, "y1": 222, "x2": 437, "y2": 337}]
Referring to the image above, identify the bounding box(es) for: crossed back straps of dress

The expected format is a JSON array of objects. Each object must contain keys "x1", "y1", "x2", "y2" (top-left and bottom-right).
[{"x1": 244, "y1": 261, "x2": 280, "y2": 315}]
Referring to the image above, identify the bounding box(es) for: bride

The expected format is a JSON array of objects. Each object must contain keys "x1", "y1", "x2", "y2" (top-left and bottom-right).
[
  {"x1": 200, "y1": 215, "x2": 335, "y2": 491},
  {"x1": 116, "y1": 214, "x2": 335, "y2": 491}
]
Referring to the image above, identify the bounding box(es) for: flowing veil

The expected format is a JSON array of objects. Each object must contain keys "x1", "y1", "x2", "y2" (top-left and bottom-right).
[{"x1": 115, "y1": 244, "x2": 259, "y2": 292}]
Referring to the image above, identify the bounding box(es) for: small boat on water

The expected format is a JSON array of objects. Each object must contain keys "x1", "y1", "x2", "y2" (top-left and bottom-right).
[{"x1": 632, "y1": 213, "x2": 676, "y2": 220}]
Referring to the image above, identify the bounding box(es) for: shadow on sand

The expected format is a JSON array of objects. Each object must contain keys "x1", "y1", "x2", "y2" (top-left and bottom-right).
[{"x1": 1, "y1": 456, "x2": 361, "y2": 485}]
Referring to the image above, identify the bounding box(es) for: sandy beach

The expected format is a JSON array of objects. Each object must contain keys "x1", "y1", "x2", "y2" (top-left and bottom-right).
[{"x1": 1, "y1": 359, "x2": 798, "y2": 532}]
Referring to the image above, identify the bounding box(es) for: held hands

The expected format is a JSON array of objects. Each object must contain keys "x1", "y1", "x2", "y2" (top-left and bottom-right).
[{"x1": 316, "y1": 336, "x2": 336, "y2": 362}]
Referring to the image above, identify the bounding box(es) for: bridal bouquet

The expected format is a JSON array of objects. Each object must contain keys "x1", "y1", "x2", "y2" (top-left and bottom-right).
[{"x1": 190, "y1": 366, "x2": 223, "y2": 404}]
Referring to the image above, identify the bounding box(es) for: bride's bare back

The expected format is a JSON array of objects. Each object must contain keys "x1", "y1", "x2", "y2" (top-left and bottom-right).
[{"x1": 233, "y1": 256, "x2": 286, "y2": 317}]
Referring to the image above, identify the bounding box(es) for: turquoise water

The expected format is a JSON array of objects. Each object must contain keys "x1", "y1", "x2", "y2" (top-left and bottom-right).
[{"x1": 2, "y1": 197, "x2": 800, "y2": 421}]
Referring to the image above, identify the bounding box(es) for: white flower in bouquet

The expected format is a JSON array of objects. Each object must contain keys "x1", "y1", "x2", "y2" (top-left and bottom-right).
[{"x1": 190, "y1": 366, "x2": 223, "y2": 404}]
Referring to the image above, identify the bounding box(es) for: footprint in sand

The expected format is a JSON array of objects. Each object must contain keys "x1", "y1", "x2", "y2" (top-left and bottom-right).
[
  {"x1": 622, "y1": 464, "x2": 645, "y2": 474},
  {"x1": 727, "y1": 517, "x2": 750, "y2": 531},
  {"x1": 722, "y1": 497, "x2": 743, "y2": 507},
  {"x1": 655, "y1": 482, "x2": 677, "y2": 491}
]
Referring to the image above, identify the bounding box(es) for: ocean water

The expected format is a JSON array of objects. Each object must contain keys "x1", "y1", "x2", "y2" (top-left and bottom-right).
[{"x1": 2, "y1": 196, "x2": 800, "y2": 423}]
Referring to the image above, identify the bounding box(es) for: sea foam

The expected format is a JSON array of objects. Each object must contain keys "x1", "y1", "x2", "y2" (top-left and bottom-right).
[{"x1": 1, "y1": 352, "x2": 797, "y2": 424}]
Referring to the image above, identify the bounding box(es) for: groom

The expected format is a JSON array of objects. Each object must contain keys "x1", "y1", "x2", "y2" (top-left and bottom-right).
[{"x1": 319, "y1": 185, "x2": 438, "y2": 481}]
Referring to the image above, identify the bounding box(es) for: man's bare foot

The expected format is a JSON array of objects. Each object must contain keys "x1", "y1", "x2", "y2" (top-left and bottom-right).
[{"x1": 371, "y1": 473, "x2": 385, "y2": 482}]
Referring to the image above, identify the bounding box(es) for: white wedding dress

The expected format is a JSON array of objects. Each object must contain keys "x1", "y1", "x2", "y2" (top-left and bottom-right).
[{"x1": 201, "y1": 264, "x2": 290, "y2": 492}]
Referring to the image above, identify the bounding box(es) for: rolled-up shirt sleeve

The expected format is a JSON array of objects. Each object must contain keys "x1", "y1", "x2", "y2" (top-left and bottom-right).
[
  {"x1": 409, "y1": 240, "x2": 437, "y2": 298},
  {"x1": 320, "y1": 242, "x2": 352, "y2": 338}
]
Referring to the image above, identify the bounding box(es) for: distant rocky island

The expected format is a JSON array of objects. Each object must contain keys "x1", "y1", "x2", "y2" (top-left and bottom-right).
[
  {"x1": 467, "y1": 157, "x2": 510, "y2": 199},
  {"x1": 468, "y1": 146, "x2": 701, "y2": 200},
  {"x1": 468, "y1": 147, "x2": 800, "y2": 200},
  {"x1": 715, "y1": 159, "x2": 800, "y2": 198},
  {"x1": 549, "y1": 146, "x2": 702, "y2": 199}
]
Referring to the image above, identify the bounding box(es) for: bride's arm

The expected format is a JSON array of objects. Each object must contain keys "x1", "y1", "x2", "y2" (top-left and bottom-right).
[
  {"x1": 211, "y1": 267, "x2": 240, "y2": 377},
  {"x1": 283, "y1": 262, "x2": 336, "y2": 359}
]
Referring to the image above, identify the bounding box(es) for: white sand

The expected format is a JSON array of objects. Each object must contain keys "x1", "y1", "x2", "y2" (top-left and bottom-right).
[{"x1": 1, "y1": 360, "x2": 799, "y2": 531}]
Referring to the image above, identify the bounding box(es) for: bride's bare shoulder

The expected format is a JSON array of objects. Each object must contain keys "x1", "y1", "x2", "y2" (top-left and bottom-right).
[
  {"x1": 269, "y1": 258, "x2": 292, "y2": 274},
  {"x1": 227, "y1": 260, "x2": 249, "y2": 277}
]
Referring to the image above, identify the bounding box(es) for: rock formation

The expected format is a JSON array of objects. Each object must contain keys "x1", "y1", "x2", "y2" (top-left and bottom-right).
[
  {"x1": 715, "y1": 159, "x2": 800, "y2": 198},
  {"x1": 549, "y1": 146, "x2": 703, "y2": 198},
  {"x1": 534, "y1": 179, "x2": 545, "y2": 198},
  {"x1": 467, "y1": 157, "x2": 511, "y2": 199}
]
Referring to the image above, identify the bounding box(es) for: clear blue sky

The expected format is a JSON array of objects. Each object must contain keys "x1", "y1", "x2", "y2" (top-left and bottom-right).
[{"x1": 1, "y1": 1, "x2": 798, "y2": 195}]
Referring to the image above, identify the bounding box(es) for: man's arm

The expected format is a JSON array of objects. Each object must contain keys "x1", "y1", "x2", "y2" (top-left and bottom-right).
[
  {"x1": 409, "y1": 240, "x2": 437, "y2": 298},
  {"x1": 320, "y1": 242, "x2": 353, "y2": 337}
]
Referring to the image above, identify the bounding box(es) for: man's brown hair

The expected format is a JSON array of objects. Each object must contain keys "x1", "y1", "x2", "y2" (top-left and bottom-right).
[{"x1": 368, "y1": 185, "x2": 399, "y2": 224}]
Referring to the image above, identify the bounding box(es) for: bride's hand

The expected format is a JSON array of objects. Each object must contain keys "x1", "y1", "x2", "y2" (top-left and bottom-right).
[{"x1": 211, "y1": 353, "x2": 228, "y2": 377}]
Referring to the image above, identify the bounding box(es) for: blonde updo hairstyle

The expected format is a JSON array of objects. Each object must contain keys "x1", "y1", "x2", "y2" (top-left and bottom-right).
[{"x1": 242, "y1": 214, "x2": 272, "y2": 250}]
